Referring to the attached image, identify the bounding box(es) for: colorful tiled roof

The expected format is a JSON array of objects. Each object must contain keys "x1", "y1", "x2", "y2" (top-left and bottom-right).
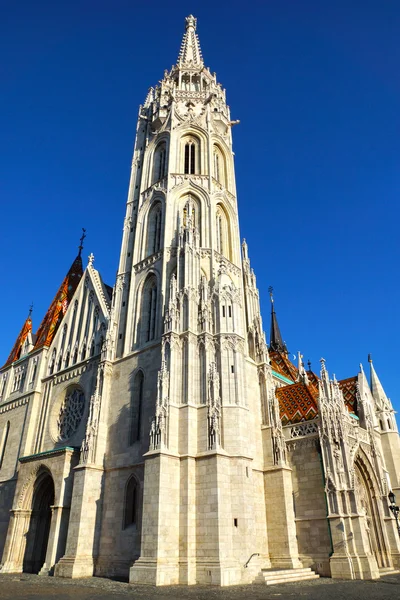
[
  {"x1": 4, "y1": 316, "x2": 32, "y2": 367},
  {"x1": 34, "y1": 254, "x2": 83, "y2": 350},
  {"x1": 270, "y1": 350, "x2": 298, "y2": 383},
  {"x1": 338, "y1": 376, "x2": 358, "y2": 415},
  {"x1": 276, "y1": 381, "x2": 319, "y2": 425},
  {"x1": 306, "y1": 369, "x2": 320, "y2": 395}
]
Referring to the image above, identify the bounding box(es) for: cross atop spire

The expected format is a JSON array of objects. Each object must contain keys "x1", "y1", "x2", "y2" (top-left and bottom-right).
[
  {"x1": 177, "y1": 15, "x2": 204, "y2": 68},
  {"x1": 78, "y1": 228, "x2": 86, "y2": 257},
  {"x1": 268, "y1": 287, "x2": 287, "y2": 354}
]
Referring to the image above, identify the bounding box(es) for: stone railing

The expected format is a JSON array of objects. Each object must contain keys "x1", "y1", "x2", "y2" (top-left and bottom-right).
[{"x1": 284, "y1": 419, "x2": 319, "y2": 440}]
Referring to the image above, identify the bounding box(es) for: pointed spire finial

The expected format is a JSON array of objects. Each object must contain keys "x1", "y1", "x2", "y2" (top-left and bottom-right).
[
  {"x1": 78, "y1": 228, "x2": 86, "y2": 257},
  {"x1": 307, "y1": 360, "x2": 312, "y2": 371},
  {"x1": 268, "y1": 286, "x2": 274, "y2": 303},
  {"x1": 177, "y1": 15, "x2": 203, "y2": 68},
  {"x1": 368, "y1": 353, "x2": 372, "y2": 363},
  {"x1": 28, "y1": 302, "x2": 33, "y2": 318}
]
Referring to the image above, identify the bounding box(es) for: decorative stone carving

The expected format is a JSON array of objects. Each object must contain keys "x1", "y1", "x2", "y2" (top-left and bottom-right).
[
  {"x1": 80, "y1": 365, "x2": 104, "y2": 464},
  {"x1": 150, "y1": 360, "x2": 169, "y2": 450},
  {"x1": 207, "y1": 362, "x2": 221, "y2": 450}
]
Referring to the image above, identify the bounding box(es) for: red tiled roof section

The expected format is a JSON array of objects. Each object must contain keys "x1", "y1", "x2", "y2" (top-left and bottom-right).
[
  {"x1": 276, "y1": 381, "x2": 319, "y2": 425},
  {"x1": 34, "y1": 254, "x2": 83, "y2": 350},
  {"x1": 338, "y1": 376, "x2": 358, "y2": 415},
  {"x1": 306, "y1": 370, "x2": 320, "y2": 396},
  {"x1": 4, "y1": 316, "x2": 32, "y2": 367},
  {"x1": 269, "y1": 350, "x2": 298, "y2": 383}
]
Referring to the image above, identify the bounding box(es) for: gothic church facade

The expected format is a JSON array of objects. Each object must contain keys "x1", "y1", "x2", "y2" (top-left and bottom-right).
[{"x1": 0, "y1": 16, "x2": 400, "y2": 586}]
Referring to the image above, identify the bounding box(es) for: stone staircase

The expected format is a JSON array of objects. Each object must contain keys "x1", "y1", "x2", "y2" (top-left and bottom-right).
[{"x1": 254, "y1": 567, "x2": 320, "y2": 585}]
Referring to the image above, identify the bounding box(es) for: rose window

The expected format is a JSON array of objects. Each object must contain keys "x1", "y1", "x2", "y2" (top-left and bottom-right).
[{"x1": 57, "y1": 388, "x2": 85, "y2": 441}]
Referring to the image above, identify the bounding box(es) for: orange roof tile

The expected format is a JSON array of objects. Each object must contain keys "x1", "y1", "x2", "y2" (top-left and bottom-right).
[
  {"x1": 276, "y1": 381, "x2": 319, "y2": 425},
  {"x1": 4, "y1": 316, "x2": 32, "y2": 367},
  {"x1": 270, "y1": 350, "x2": 298, "y2": 383},
  {"x1": 34, "y1": 254, "x2": 83, "y2": 350},
  {"x1": 338, "y1": 376, "x2": 358, "y2": 414}
]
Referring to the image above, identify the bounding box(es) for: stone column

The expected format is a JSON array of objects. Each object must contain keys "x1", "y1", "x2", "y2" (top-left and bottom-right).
[
  {"x1": 54, "y1": 465, "x2": 104, "y2": 578},
  {"x1": 264, "y1": 465, "x2": 302, "y2": 569},
  {"x1": 130, "y1": 451, "x2": 180, "y2": 585},
  {"x1": 0, "y1": 509, "x2": 31, "y2": 573}
]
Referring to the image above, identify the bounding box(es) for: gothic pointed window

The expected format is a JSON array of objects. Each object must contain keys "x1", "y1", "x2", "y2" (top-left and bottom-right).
[
  {"x1": 214, "y1": 152, "x2": 220, "y2": 182},
  {"x1": 49, "y1": 349, "x2": 56, "y2": 375},
  {"x1": 213, "y1": 146, "x2": 226, "y2": 187},
  {"x1": 129, "y1": 370, "x2": 144, "y2": 445},
  {"x1": 141, "y1": 276, "x2": 158, "y2": 344},
  {"x1": 146, "y1": 203, "x2": 162, "y2": 256},
  {"x1": 153, "y1": 142, "x2": 167, "y2": 183},
  {"x1": 184, "y1": 139, "x2": 196, "y2": 174},
  {"x1": 72, "y1": 344, "x2": 78, "y2": 365},
  {"x1": 124, "y1": 476, "x2": 139, "y2": 528},
  {"x1": 215, "y1": 204, "x2": 231, "y2": 260}
]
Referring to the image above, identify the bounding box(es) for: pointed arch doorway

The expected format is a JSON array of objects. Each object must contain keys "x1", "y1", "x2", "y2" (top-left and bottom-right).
[
  {"x1": 23, "y1": 470, "x2": 55, "y2": 574},
  {"x1": 354, "y1": 456, "x2": 390, "y2": 570}
]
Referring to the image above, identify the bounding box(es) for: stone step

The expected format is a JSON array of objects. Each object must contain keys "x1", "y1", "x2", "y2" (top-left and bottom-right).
[
  {"x1": 254, "y1": 567, "x2": 320, "y2": 585},
  {"x1": 261, "y1": 567, "x2": 315, "y2": 577},
  {"x1": 379, "y1": 568, "x2": 400, "y2": 576},
  {"x1": 263, "y1": 574, "x2": 320, "y2": 586}
]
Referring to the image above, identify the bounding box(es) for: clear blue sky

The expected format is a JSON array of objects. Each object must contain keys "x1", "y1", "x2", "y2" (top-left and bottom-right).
[{"x1": 1, "y1": 1, "x2": 399, "y2": 411}]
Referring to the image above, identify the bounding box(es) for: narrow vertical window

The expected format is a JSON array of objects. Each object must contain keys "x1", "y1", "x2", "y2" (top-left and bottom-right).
[
  {"x1": 184, "y1": 143, "x2": 190, "y2": 174},
  {"x1": 130, "y1": 371, "x2": 144, "y2": 444},
  {"x1": 0, "y1": 421, "x2": 10, "y2": 469},
  {"x1": 190, "y1": 143, "x2": 195, "y2": 174},
  {"x1": 141, "y1": 276, "x2": 158, "y2": 344},
  {"x1": 214, "y1": 152, "x2": 220, "y2": 181},
  {"x1": 124, "y1": 476, "x2": 138, "y2": 528},
  {"x1": 184, "y1": 140, "x2": 197, "y2": 174}
]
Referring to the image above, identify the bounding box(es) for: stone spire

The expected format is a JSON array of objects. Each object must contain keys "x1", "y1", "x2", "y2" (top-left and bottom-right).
[
  {"x1": 369, "y1": 354, "x2": 393, "y2": 412},
  {"x1": 268, "y1": 287, "x2": 287, "y2": 354},
  {"x1": 177, "y1": 15, "x2": 204, "y2": 68}
]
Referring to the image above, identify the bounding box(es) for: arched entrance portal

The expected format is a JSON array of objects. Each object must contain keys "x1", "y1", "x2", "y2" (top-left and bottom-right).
[
  {"x1": 23, "y1": 470, "x2": 55, "y2": 574},
  {"x1": 354, "y1": 456, "x2": 390, "y2": 570}
]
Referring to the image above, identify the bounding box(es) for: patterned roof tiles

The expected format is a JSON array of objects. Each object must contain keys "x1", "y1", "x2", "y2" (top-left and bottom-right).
[
  {"x1": 34, "y1": 254, "x2": 83, "y2": 350},
  {"x1": 276, "y1": 381, "x2": 318, "y2": 425},
  {"x1": 4, "y1": 316, "x2": 32, "y2": 367},
  {"x1": 269, "y1": 350, "x2": 298, "y2": 383},
  {"x1": 338, "y1": 376, "x2": 358, "y2": 415}
]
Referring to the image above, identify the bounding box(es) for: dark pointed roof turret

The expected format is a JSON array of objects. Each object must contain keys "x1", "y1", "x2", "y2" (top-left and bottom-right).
[{"x1": 268, "y1": 287, "x2": 287, "y2": 354}]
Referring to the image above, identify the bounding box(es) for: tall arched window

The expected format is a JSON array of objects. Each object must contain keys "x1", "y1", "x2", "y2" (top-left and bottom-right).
[
  {"x1": 213, "y1": 146, "x2": 226, "y2": 186},
  {"x1": 129, "y1": 371, "x2": 144, "y2": 445},
  {"x1": 146, "y1": 203, "x2": 162, "y2": 256},
  {"x1": 49, "y1": 349, "x2": 56, "y2": 375},
  {"x1": 141, "y1": 276, "x2": 158, "y2": 343},
  {"x1": 0, "y1": 421, "x2": 10, "y2": 469},
  {"x1": 215, "y1": 205, "x2": 231, "y2": 260},
  {"x1": 124, "y1": 476, "x2": 139, "y2": 528},
  {"x1": 153, "y1": 142, "x2": 167, "y2": 182},
  {"x1": 184, "y1": 140, "x2": 196, "y2": 174},
  {"x1": 214, "y1": 151, "x2": 220, "y2": 182}
]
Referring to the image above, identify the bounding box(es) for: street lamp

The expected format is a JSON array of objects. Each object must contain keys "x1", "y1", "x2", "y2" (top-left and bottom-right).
[{"x1": 388, "y1": 491, "x2": 400, "y2": 537}]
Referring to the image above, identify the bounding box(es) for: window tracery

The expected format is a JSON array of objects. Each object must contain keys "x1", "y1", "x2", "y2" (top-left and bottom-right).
[{"x1": 57, "y1": 387, "x2": 85, "y2": 442}]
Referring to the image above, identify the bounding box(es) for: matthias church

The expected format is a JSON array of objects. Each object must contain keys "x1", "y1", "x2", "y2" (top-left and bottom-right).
[{"x1": 0, "y1": 16, "x2": 399, "y2": 586}]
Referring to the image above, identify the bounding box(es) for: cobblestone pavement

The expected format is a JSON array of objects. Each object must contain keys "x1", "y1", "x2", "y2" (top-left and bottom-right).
[{"x1": 0, "y1": 573, "x2": 399, "y2": 600}]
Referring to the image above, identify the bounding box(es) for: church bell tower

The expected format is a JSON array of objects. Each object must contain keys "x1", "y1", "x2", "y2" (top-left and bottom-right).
[{"x1": 110, "y1": 15, "x2": 286, "y2": 586}]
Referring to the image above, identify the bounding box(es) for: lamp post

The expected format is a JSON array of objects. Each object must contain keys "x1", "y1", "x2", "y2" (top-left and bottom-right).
[{"x1": 388, "y1": 491, "x2": 400, "y2": 537}]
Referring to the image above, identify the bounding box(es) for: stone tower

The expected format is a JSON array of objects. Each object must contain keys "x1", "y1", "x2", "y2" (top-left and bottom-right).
[{"x1": 108, "y1": 14, "x2": 287, "y2": 585}]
